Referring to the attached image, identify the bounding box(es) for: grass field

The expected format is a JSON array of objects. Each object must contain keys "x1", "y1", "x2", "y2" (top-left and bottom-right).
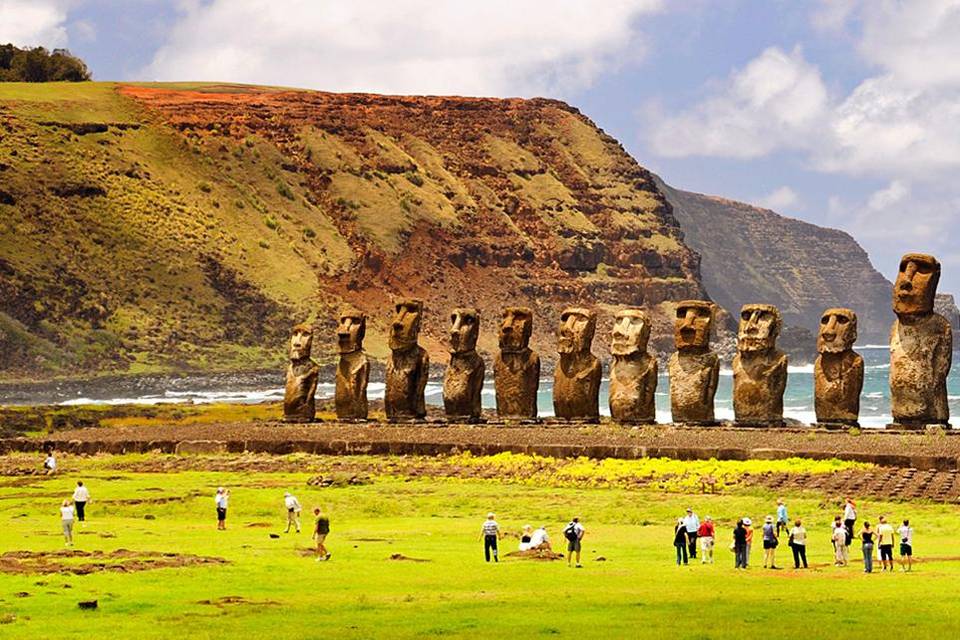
[{"x1": 1, "y1": 453, "x2": 958, "y2": 638}]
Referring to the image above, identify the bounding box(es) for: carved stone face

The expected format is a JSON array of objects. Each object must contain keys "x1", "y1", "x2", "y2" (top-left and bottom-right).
[
  {"x1": 610, "y1": 308, "x2": 650, "y2": 356},
  {"x1": 389, "y1": 299, "x2": 423, "y2": 351},
  {"x1": 289, "y1": 323, "x2": 313, "y2": 361},
  {"x1": 818, "y1": 308, "x2": 857, "y2": 353},
  {"x1": 674, "y1": 300, "x2": 715, "y2": 352},
  {"x1": 449, "y1": 308, "x2": 480, "y2": 354},
  {"x1": 499, "y1": 307, "x2": 533, "y2": 353},
  {"x1": 557, "y1": 307, "x2": 596, "y2": 355},
  {"x1": 337, "y1": 311, "x2": 366, "y2": 354},
  {"x1": 893, "y1": 253, "x2": 940, "y2": 316},
  {"x1": 737, "y1": 304, "x2": 781, "y2": 353}
]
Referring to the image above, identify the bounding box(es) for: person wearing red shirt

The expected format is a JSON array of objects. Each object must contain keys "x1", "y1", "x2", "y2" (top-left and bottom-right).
[{"x1": 697, "y1": 516, "x2": 716, "y2": 564}]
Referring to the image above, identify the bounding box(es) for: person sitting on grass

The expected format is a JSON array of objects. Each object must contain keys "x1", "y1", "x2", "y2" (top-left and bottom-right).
[
  {"x1": 674, "y1": 518, "x2": 689, "y2": 566},
  {"x1": 564, "y1": 517, "x2": 585, "y2": 568},
  {"x1": 519, "y1": 524, "x2": 533, "y2": 551},
  {"x1": 762, "y1": 515, "x2": 779, "y2": 569},
  {"x1": 60, "y1": 499, "x2": 74, "y2": 546},
  {"x1": 43, "y1": 451, "x2": 57, "y2": 475},
  {"x1": 313, "y1": 507, "x2": 331, "y2": 561},
  {"x1": 898, "y1": 519, "x2": 914, "y2": 572},
  {"x1": 528, "y1": 526, "x2": 551, "y2": 552}
]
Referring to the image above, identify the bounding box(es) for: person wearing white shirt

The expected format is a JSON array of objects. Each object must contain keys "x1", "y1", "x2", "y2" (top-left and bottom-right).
[
  {"x1": 284, "y1": 492, "x2": 302, "y2": 533},
  {"x1": 843, "y1": 498, "x2": 857, "y2": 544},
  {"x1": 564, "y1": 517, "x2": 586, "y2": 568},
  {"x1": 72, "y1": 481, "x2": 90, "y2": 523},
  {"x1": 60, "y1": 499, "x2": 75, "y2": 546},
  {"x1": 529, "y1": 526, "x2": 551, "y2": 551},
  {"x1": 43, "y1": 452, "x2": 56, "y2": 475},
  {"x1": 898, "y1": 519, "x2": 914, "y2": 572},
  {"x1": 683, "y1": 508, "x2": 700, "y2": 560},
  {"x1": 215, "y1": 487, "x2": 229, "y2": 530},
  {"x1": 832, "y1": 520, "x2": 848, "y2": 566}
]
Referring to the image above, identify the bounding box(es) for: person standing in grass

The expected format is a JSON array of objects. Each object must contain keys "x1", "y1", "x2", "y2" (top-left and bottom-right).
[
  {"x1": 564, "y1": 517, "x2": 585, "y2": 568},
  {"x1": 733, "y1": 519, "x2": 747, "y2": 569},
  {"x1": 789, "y1": 519, "x2": 808, "y2": 569},
  {"x1": 876, "y1": 515, "x2": 895, "y2": 571},
  {"x1": 743, "y1": 517, "x2": 754, "y2": 568},
  {"x1": 776, "y1": 498, "x2": 788, "y2": 537},
  {"x1": 898, "y1": 519, "x2": 914, "y2": 572},
  {"x1": 60, "y1": 499, "x2": 74, "y2": 546},
  {"x1": 673, "y1": 518, "x2": 689, "y2": 566},
  {"x1": 480, "y1": 513, "x2": 500, "y2": 563},
  {"x1": 215, "y1": 487, "x2": 229, "y2": 531},
  {"x1": 313, "y1": 508, "x2": 331, "y2": 561},
  {"x1": 843, "y1": 498, "x2": 857, "y2": 544},
  {"x1": 860, "y1": 522, "x2": 875, "y2": 573},
  {"x1": 284, "y1": 492, "x2": 302, "y2": 533},
  {"x1": 683, "y1": 508, "x2": 700, "y2": 560},
  {"x1": 698, "y1": 516, "x2": 715, "y2": 564},
  {"x1": 72, "y1": 481, "x2": 90, "y2": 524},
  {"x1": 832, "y1": 518, "x2": 848, "y2": 566},
  {"x1": 762, "y1": 515, "x2": 779, "y2": 569}
]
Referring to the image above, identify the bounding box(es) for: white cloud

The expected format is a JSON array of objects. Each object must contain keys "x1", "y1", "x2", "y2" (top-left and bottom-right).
[
  {"x1": 141, "y1": 0, "x2": 663, "y2": 97},
  {"x1": 755, "y1": 186, "x2": 800, "y2": 211},
  {"x1": 0, "y1": 0, "x2": 69, "y2": 47},
  {"x1": 866, "y1": 179, "x2": 910, "y2": 211}
]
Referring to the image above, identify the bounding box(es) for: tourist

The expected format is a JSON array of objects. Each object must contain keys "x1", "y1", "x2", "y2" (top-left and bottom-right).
[
  {"x1": 743, "y1": 517, "x2": 754, "y2": 567},
  {"x1": 877, "y1": 515, "x2": 895, "y2": 571},
  {"x1": 843, "y1": 498, "x2": 857, "y2": 543},
  {"x1": 72, "y1": 481, "x2": 90, "y2": 524},
  {"x1": 564, "y1": 516, "x2": 585, "y2": 568},
  {"x1": 480, "y1": 512, "x2": 500, "y2": 563},
  {"x1": 789, "y1": 519, "x2": 808, "y2": 569},
  {"x1": 43, "y1": 451, "x2": 56, "y2": 475},
  {"x1": 284, "y1": 492, "x2": 302, "y2": 533},
  {"x1": 215, "y1": 487, "x2": 229, "y2": 531},
  {"x1": 529, "y1": 525, "x2": 551, "y2": 551},
  {"x1": 683, "y1": 508, "x2": 700, "y2": 559},
  {"x1": 674, "y1": 518, "x2": 689, "y2": 566},
  {"x1": 762, "y1": 515, "x2": 779, "y2": 569},
  {"x1": 832, "y1": 519, "x2": 848, "y2": 566},
  {"x1": 313, "y1": 507, "x2": 331, "y2": 561},
  {"x1": 60, "y1": 499, "x2": 74, "y2": 546},
  {"x1": 733, "y1": 519, "x2": 747, "y2": 569},
  {"x1": 898, "y1": 519, "x2": 914, "y2": 572},
  {"x1": 698, "y1": 516, "x2": 715, "y2": 564},
  {"x1": 776, "y1": 498, "x2": 788, "y2": 537},
  {"x1": 519, "y1": 524, "x2": 534, "y2": 551},
  {"x1": 860, "y1": 521, "x2": 875, "y2": 573}
]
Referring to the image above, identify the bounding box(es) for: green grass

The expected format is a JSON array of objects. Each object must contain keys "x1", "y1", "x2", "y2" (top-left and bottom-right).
[{"x1": 0, "y1": 453, "x2": 957, "y2": 638}]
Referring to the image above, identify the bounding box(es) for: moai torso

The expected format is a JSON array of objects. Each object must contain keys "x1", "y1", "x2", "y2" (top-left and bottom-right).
[
  {"x1": 444, "y1": 309, "x2": 485, "y2": 422},
  {"x1": 889, "y1": 253, "x2": 953, "y2": 426},
  {"x1": 668, "y1": 301, "x2": 719, "y2": 424},
  {"x1": 608, "y1": 308, "x2": 657, "y2": 423},
  {"x1": 814, "y1": 308, "x2": 863, "y2": 425},
  {"x1": 553, "y1": 307, "x2": 601, "y2": 421},
  {"x1": 335, "y1": 311, "x2": 370, "y2": 420},
  {"x1": 494, "y1": 307, "x2": 540, "y2": 419},
  {"x1": 385, "y1": 300, "x2": 429, "y2": 421},
  {"x1": 733, "y1": 304, "x2": 787, "y2": 425},
  {"x1": 284, "y1": 324, "x2": 319, "y2": 423}
]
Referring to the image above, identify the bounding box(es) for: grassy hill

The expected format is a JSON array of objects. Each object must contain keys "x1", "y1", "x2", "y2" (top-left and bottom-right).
[{"x1": 0, "y1": 82, "x2": 704, "y2": 380}]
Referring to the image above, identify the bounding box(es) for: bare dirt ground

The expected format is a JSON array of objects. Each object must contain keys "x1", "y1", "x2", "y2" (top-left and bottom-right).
[{"x1": 0, "y1": 550, "x2": 228, "y2": 575}]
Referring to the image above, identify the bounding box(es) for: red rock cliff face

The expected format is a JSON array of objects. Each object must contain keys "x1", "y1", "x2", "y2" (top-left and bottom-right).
[{"x1": 121, "y1": 85, "x2": 706, "y2": 362}]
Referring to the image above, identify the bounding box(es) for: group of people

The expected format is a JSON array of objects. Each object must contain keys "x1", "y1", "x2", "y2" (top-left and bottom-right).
[
  {"x1": 480, "y1": 514, "x2": 586, "y2": 567},
  {"x1": 829, "y1": 498, "x2": 914, "y2": 573}
]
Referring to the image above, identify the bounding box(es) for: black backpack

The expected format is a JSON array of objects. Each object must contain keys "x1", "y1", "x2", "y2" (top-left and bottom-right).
[{"x1": 564, "y1": 523, "x2": 578, "y2": 542}]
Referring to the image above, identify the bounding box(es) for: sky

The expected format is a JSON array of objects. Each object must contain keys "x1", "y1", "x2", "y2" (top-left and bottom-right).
[{"x1": 2, "y1": 0, "x2": 959, "y2": 294}]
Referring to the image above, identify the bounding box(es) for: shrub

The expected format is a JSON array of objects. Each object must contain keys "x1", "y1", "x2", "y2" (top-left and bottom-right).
[
  {"x1": 263, "y1": 215, "x2": 278, "y2": 230},
  {"x1": 405, "y1": 172, "x2": 424, "y2": 187}
]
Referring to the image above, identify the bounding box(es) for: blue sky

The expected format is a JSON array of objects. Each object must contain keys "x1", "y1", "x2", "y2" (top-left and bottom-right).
[{"x1": 3, "y1": 0, "x2": 959, "y2": 294}]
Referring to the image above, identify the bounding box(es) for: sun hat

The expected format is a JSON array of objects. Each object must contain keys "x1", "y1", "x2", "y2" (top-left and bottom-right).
[
  {"x1": 743, "y1": 517, "x2": 752, "y2": 526},
  {"x1": 765, "y1": 515, "x2": 774, "y2": 523},
  {"x1": 487, "y1": 512, "x2": 495, "y2": 518}
]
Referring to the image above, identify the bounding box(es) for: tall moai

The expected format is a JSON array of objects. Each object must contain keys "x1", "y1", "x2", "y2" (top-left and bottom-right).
[
  {"x1": 283, "y1": 323, "x2": 319, "y2": 423},
  {"x1": 608, "y1": 308, "x2": 657, "y2": 424},
  {"x1": 553, "y1": 307, "x2": 601, "y2": 422},
  {"x1": 814, "y1": 308, "x2": 863, "y2": 427},
  {"x1": 668, "y1": 300, "x2": 720, "y2": 425},
  {"x1": 494, "y1": 307, "x2": 540, "y2": 420},
  {"x1": 385, "y1": 299, "x2": 429, "y2": 422},
  {"x1": 335, "y1": 309, "x2": 370, "y2": 421},
  {"x1": 443, "y1": 308, "x2": 484, "y2": 422},
  {"x1": 733, "y1": 304, "x2": 788, "y2": 426}
]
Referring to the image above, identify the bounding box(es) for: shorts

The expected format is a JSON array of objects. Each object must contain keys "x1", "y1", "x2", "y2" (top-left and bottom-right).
[
  {"x1": 315, "y1": 534, "x2": 327, "y2": 545},
  {"x1": 763, "y1": 540, "x2": 777, "y2": 550},
  {"x1": 880, "y1": 544, "x2": 893, "y2": 561},
  {"x1": 567, "y1": 539, "x2": 581, "y2": 553},
  {"x1": 900, "y1": 543, "x2": 912, "y2": 557},
  {"x1": 217, "y1": 507, "x2": 227, "y2": 522},
  {"x1": 700, "y1": 536, "x2": 714, "y2": 550}
]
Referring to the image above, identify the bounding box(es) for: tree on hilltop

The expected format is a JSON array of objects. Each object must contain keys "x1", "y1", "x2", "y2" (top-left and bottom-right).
[{"x1": 0, "y1": 44, "x2": 91, "y2": 82}]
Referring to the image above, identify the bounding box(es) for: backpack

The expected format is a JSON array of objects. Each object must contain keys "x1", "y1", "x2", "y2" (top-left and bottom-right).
[{"x1": 564, "y1": 523, "x2": 578, "y2": 542}]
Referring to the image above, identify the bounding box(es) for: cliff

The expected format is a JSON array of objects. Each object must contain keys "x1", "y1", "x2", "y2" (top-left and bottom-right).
[
  {"x1": 658, "y1": 180, "x2": 893, "y2": 342},
  {"x1": 0, "y1": 82, "x2": 705, "y2": 379}
]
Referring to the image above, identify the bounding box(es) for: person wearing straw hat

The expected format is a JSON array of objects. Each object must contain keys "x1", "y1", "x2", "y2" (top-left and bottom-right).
[
  {"x1": 743, "y1": 517, "x2": 754, "y2": 567},
  {"x1": 762, "y1": 515, "x2": 780, "y2": 569},
  {"x1": 284, "y1": 492, "x2": 302, "y2": 533}
]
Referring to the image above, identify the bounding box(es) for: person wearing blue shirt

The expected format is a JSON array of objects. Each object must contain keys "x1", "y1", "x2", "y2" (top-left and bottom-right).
[
  {"x1": 776, "y1": 498, "x2": 789, "y2": 537},
  {"x1": 683, "y1": 508, "x2": 700, "y2": 559}
]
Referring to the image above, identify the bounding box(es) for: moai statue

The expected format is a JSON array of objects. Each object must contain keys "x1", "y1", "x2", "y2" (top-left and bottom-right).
[
  {"x1": 494, "y1": 307, "x2": 540, "y2": 420},
  {"x1": 385, "y1": 299, "x2": 429, "y2": 422},
  {"x1": 890, "y1": 253, "x2": 953, "y2": 427},
  {"x1": 554, "y1": 307, "x2": 601, "y2": 422},
  {"x1": 668, "y1": 300, "x2": 720, "y2": 425},
  {"x1": 283, "y1": 323, "x2": 319, "y2": 423},
  {"x1": 444, "y1": 308, "x2": 484, "y2": 422},
  {"x1": 335, "y1": 309, "x2": 370, "y2": 421},
  {"x1": 733, "y1": 304, "x2": 788, "y2": 426},
  {"x1": 608, "y1": 308, "x2": 657, "y2": 424},
  {"x1": 814, "y1": 308, "x2": 863, "y2": 427}
]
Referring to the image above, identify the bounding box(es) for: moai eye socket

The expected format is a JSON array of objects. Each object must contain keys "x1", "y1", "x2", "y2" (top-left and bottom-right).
[
  {"x1": 837, "y1": 315, "x2": 849, "y2": 325},
  {"x1": 450, "y1": 314, "x2": 457, "y2": 324},
  {"x1": 820, "y1": 316, "x2": 830, "y2": 325},
  {"x1": 676, "y1": 308, "x2": 686, "y2": 319},
  {"x1": 741, "y1": 310, "x2": 751, "y2": 321},
  {"x1": 695, "y1": 308, "x2": 710, "y2": 318},
  {"x1": 916, "y1": 262, "x2": 933, "y2": 275},
  {"x1": 759, "y1": 311, "x2": 772, "y2": 322}
]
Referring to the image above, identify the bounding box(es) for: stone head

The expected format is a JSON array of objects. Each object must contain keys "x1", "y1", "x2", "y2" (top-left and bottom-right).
[
  {"x1": 499, "y1": 306, "x2": 533, "y2": 353},
  {"x1": 818, "y1": 308, "x2": 857, "y2": 353},
  {"x1": 893, "y1": 253, "x2": 940, "y2": 316},
  {"x1": 337, "y1": 309, "x2": 366, "y2": 354},
  {"x1": 449, "y1": 308, "x2": 480, "y2": 354},
  {"x1": 610, "y1": 308, "x2": 650, "y2": 356},
  {"x1": 557, "y1": 307, "x2": 596, "y2": 355},
  {"x1": 289, "y1": 323, "x2": 314, "y2": 361},
  {"x1": 674, "y1": 300, "x2": 716, "y2": 352},
  {"x1": 737, "y1": 304, "x2": 781, "y2": 353},
  {"x1": 389, "y1": 299, "x2": 423, "y2": 351}
]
